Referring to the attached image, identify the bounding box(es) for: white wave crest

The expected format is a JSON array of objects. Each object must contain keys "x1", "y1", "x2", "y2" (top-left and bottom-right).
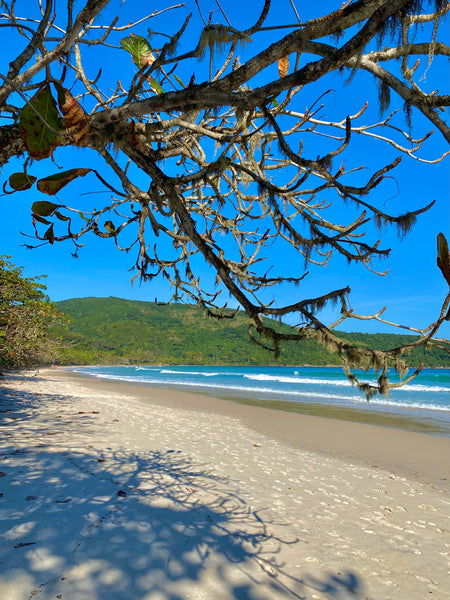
[
  {"x1": 245, "y1": 374, "x2": 356, "y2": 387},
  {"x1": 244, "y1": 373, "x2": 449, "y2": 393},
  {"x1": 160, "y1": 369, "x2": 220, "y2": 377}
]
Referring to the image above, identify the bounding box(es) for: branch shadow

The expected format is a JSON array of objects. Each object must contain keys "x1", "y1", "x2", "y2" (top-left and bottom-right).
[{"x1": 1, "y1": 381, "x2": 371, "y2": 600}]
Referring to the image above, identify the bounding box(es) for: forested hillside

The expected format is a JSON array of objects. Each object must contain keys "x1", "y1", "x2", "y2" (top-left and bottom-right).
[{"x1": 51, "y1": 298, "x2": 449, "y2": 368}]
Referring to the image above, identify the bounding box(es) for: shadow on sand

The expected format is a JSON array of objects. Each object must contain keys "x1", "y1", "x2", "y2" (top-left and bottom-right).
[{"x1": 0, "y1": 378, "x2": 370, "y2": 599}]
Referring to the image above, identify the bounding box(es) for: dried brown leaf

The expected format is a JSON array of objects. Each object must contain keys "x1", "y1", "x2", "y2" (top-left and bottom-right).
[{"x1": 278, "y1": 55, "x2": 289, "y2": 78}]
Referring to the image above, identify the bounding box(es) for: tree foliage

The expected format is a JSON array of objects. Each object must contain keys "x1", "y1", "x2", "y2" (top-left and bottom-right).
[
  {"x1": 0, "y1": 256, "x2": 64, "y2": 368},
  {"x1": 0, "y1": 0, "x2": 449, "y2": 396}
]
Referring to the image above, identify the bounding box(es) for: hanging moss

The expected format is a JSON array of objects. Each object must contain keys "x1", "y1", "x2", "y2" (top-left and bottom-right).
[
  {"x1": 319, "y1": 155, "x2": 333, "y2": 170},
  {"x1": 394, "y1": 359, "x2": 409, "y2": 378},
  {"x1": 374, "y1": 0, "x2": 444, "y2": 56},
  {"x1": 404, "y1": 101, "x2": 413, "y2": 131},
  {"x1": 369, "y1": 352, "x2": 381, "y2": 372},
  {"x1": 344, "y1": 68, "x2": 358, "y2": 87},
  {"x1": 358, "y1": 383, "x2": 379, "y2": 401},
  {"x1": 395, "y1": 212, "x2": 417, "y2": 238},
  {"x1": 248, "y1": 132, "x2": 263, "y2": 156},
  {"x1": 403, "y1": 0, "x2": 426, "y2": 15},
  {"x1": 331, "y1": 29, "x2": 343, "y2": 44},
  {"x1": 196, "y1": 25, "x2": 249, "y2": 60},
  {"x1": 375, "y1": 16, "x2": 399, "y2": 49},
  {"x1": 402, "y1": 0, "x2": 446, "y2": 16},
  {"x1": 377, "y1": 79, "x2": 391, "y2": 116},
  {"x1": 374, "y1": 211, "x2": 417, "y2": 239},
  {"x1": 257, "y1": 181, "x2": 267, "y2": 196}
]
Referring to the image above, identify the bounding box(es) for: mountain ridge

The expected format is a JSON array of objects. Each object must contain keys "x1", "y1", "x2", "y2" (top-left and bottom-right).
[{"x1": 52, "y1": 296, "x2": 450, "y2": 368}]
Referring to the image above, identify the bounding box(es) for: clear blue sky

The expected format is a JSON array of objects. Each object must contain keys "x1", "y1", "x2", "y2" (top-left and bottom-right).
[{"x1": 1, "y1": 1, "x2": 449, "y2": 335}]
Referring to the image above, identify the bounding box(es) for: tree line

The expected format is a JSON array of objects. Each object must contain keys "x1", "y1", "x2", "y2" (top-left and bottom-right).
[{"x1": 52, "y1": 297, "x2": 450, "y2": 368}]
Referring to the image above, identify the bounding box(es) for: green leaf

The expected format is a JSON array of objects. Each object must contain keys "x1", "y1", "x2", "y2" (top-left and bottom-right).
[
  {"x1": 173, "y1": 74, "x2": 186, "y2": 89},
  {"x1": 54, "y1": 211, "x2": 70, "y2": 222},
  {"x1": 437, "y1": 233, "x2": 450, "y2": 286},
  {"x1": 31, "y1": 201, "x2": 60, "y2": 217},
  {"x1": 120, "y1": 34, "x2": 155, "y2": 69},
  {"x1": 44, "y1": 223, "x2": 55, "y2": 244},
  {"x1": 37, "y1": 168, "x2": 91, "y2": 195},
  {"x1": 32, "y1": 214, "x2": 51, "y2": 225},
  {"x1": 148, "y1": 77, "x2": 164, "y2": 95},
  {"x1": 19, "y1": 84, "x2": 63, "y2": 160},
  {"x1": 104, "y1": 220, "x2": 116, "y2": 233},
  {"x1": 8, "y1": 172, "x2": 37, "y2": 191}
]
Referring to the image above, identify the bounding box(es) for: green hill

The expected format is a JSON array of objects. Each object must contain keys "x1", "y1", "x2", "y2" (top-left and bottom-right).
[{"x1": 51, "y1": 297, "x2": 450, "y2": 368}]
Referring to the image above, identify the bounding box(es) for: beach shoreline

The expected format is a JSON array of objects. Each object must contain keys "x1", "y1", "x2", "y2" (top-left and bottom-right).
[
  {"x1": 1, "y1": 368, "x2": 449, "y2": 600},
  {"x1": 58, "y1": 367, "x2": 450, "y2": 490},
  {"x1": 62, "y1": 363, "x2": 450, "y2": 438}
]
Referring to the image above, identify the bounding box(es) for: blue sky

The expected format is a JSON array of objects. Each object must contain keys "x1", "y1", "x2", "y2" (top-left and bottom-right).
[{"x1": 1, "y1": 1, "x2": 449, "y2": 335}]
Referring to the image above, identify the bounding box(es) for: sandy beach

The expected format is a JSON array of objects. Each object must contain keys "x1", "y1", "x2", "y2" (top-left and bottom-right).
[{"x1": 1, "y1": 368, "x2": 449, "y2": 600}]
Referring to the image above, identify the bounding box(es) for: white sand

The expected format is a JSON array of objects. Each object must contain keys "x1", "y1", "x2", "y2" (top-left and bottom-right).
[{"x1": 0, "y1": 369, "x2": 449, "y2": 600}]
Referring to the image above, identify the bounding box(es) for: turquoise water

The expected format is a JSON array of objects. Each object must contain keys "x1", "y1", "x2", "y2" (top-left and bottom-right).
[{"x1": 70, "y1": 365, "x2": 450, "y2": 436}]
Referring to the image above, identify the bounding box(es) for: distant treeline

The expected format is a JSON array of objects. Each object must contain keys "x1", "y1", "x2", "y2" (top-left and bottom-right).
[{"x1": 51, "y1": 297, "x2": 450, "y2": 368}]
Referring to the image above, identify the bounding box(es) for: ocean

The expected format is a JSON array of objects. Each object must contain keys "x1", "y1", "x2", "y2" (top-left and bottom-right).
[{"x1": 70, "y1": 365, "x2": 450, "y2": 437}]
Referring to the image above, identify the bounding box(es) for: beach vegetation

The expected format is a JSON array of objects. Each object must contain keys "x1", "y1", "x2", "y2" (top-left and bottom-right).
[
  {"x1": 0, "y1": 256, "x2": 65, "y2": 369},
  {"x1": 0, "y1": 1, "x2": 449, "y2": 396}
]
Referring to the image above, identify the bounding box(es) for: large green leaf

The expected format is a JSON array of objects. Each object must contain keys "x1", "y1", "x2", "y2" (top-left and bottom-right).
[
  {"x1": 19, "y1": 84, "x2": 63, "y2": 160},
  {"x1": 31, "y1": 201, "x2": 60, "y2": 217},
  {"x1": 120, "y1": 34, "x2": 155, "y2": 69},
  {"x1": 437, "y1": 233, "x2": 450, "y2": 286},
  {"x1": 37, "y1": 168, "x2": 91, "y2": 195},
  {"x1": 7, "y1": 172, "x2": 37, "y2": 192}
]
